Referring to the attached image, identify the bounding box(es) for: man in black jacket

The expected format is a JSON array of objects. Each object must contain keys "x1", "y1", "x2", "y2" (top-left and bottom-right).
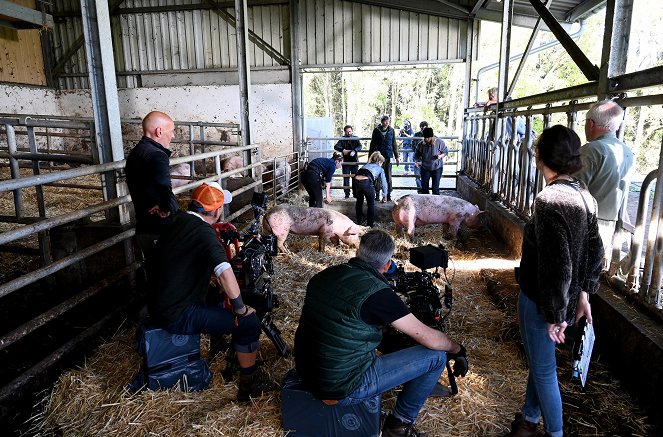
[
  {"x1": 369, "y1": 115, "x2": 400, "y2": 201},
  {"x1": 334, "y1": 125, "x2": 362, "y2": 199},
  {"x1": 126, "y1": 111, "x2": 180, "y2": 257}
]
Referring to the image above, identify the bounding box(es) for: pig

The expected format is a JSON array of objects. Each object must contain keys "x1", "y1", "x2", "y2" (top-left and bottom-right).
[
  {"x1": 222, "y1": 155, "x2": 246, "y2": 177},
  {"x1": 262, "y1": 204, "x2": 368, "y2": 253},
  {"x1": 392, "y1": 194, "x2": 484, "y2": 240},
  {"x1": 170, "y1": 163, "x2": 195, "y2": 188},
  {"x1": 263, "y1": 160, "x2": 292, "y2": 196}
]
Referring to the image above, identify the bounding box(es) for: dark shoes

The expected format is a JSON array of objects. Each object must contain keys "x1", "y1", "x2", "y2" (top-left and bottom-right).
[
  {"x1": 504, "y1": 413, "x2": 538, "y2": 437},
  {"x1": 237, "y1": 368, "x2": 276, "y2": 402},
  {"x1": 382, "y1": 414, "x2": 427, "y2": 437},
  {"x1": 345, "y1": 192, "x2": 351, "y2": 199}
]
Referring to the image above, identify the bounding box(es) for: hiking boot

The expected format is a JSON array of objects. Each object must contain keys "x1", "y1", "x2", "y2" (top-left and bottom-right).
[
  {"x1": 237, "y1": 368, "x2": 276, "y2": 402},
  {"x1": 382, "y1": 414, "x2": 427, "y2": 437},
  {"x1": 504, "y1": 413, "x2": 538, "y2": 437}
]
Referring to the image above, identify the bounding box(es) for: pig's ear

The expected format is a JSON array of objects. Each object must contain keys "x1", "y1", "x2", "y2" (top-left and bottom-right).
[{"x1": 345, "y1": 224, "x2": 363, "y2": 236}]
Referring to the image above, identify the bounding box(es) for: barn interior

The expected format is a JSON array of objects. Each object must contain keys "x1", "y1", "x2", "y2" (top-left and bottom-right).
[{"x1": 1, "y1": 0, "x2": 662, "y2": 435}]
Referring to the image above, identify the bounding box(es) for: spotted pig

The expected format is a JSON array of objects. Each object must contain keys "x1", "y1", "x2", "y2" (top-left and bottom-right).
[
  {"x1": 392, "y1": 194, "x2": 484, "y2": 240},
  {"x1": 263, "y1": 205, "x2": 367, "y2": 253}
]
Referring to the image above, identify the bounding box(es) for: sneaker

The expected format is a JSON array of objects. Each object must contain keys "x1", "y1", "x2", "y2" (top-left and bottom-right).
[
  {"x1": 345, "y1": 193, "x2": 351, "y2": 199},
  {"x1": 237, "y1": 367, "x2": 277, "y2": 402},
  {"x1": 382, "y1": 415, "x2": 427, "y2": 437}
]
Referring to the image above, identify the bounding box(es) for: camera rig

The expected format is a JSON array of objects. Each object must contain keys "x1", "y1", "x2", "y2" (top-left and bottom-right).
[
  {"x1": 380, "y1": 244, "x2": 459, "y2": 395},
  {"x1": 212, "y1": 192, "x2": 289, "y2": 358}
]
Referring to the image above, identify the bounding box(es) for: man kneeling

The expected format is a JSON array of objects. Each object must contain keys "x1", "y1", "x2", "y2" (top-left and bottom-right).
[
  {"x1": 294, "y1": 230, "x2": 468, "y2": 437},
  {"x1": 147, "y1": 182, "x2": 274, "y2": 401}
]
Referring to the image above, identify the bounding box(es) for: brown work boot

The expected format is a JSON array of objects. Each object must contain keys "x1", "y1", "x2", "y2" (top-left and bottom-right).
[
  {"x1": 504, "y1": 413, "x2": 539, "y2": 437},
  {"x1": 381, "y1": 414, "x2": 428, "y2": 437},
  {"x1": 236, "y1": 367, "x2": 276, "y2": 402}
]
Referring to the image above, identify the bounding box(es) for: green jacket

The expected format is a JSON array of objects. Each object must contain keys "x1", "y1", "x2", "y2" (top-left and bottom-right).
[{"x1": 295, "y1": 257, "x2": 388, "y2": 399}]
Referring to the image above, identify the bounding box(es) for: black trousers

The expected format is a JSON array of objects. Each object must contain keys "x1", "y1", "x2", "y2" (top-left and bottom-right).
[
  {"x1": 342, "y1": 162, "x2": 358, "y2": 197},
  {"x1": 301, "y1": 171, "x2": 323, "y2": 207},
  {"x1": 382, "y1": 158, "x2": 393, "y2": 199},
  {"x1": 353, "y1": 178, "x2": 376, "y2": 226}
]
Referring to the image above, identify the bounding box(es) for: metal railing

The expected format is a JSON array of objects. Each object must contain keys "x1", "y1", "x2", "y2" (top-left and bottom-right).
[
  {"x1": 305, "y1": 136, "x2": 461, "y2": 192},
  {"x1": 462, "y1": 96, "x2": 663, "y2": 316},
  {"x1": 0, "y1": 115, "x2": 281, "y2": 399}
]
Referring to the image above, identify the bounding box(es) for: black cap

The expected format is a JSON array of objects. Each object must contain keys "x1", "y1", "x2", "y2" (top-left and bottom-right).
[{"x1": 423, "y1": 127, "x2": 434, "y2": 138}]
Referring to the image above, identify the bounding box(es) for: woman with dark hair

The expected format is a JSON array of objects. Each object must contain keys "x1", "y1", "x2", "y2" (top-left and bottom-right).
[
  {"x1": 302, "y1": 152, "x2": 343, "y2": 207},
  {"x1": 506, "y1": 125, "x2": 603, "y2": 437}
]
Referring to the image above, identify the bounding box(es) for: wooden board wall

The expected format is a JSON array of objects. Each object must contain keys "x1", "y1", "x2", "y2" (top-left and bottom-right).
[{"x1": 0, "y1": 0, "x2": 46, "y2": 86}]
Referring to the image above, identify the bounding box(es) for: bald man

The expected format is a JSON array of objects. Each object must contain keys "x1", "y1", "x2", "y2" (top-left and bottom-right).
[
  {"x1": 575, "y1": 100, "x2": 635, "y2": 267},
  {"x1": 126, "y1": 111, "x2": 180, "y2": 256}
]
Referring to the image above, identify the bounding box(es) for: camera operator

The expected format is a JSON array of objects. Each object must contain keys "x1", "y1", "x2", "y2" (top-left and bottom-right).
[
  {"x1": 146, "y1": 182, "x2": 275, "y2": 402},
  {"x1": 294, "y1": 230, "x2": 468, "y2": 437}
]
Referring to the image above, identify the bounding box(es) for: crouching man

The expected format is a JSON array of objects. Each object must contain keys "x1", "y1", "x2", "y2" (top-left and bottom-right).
[
  {"x1": 147, "y1": 181, "x2": 274, "y2": 401},
  {"x1": 294, "y1": 230, "x2": 468, "y2": 437}
]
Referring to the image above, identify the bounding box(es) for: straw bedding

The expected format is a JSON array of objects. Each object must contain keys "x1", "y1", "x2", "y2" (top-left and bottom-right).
[{"x1": 22, "y1": 191, "x2": 653, "y2": 436}]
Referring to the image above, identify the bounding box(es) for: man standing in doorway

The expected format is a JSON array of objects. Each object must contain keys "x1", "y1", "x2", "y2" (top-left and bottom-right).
[
  {"x1": 334, "y1": 125, "x2": 363, "y2": 199},
  {"x1": 575, "y1": 100, "x2": 635, "y2": 268},
  {"x1": 369, "y1": 115, "x2": 400, "y2": 201},
  {"x1": 126, "y1": 111, "x2": 180, "y2": 258}
]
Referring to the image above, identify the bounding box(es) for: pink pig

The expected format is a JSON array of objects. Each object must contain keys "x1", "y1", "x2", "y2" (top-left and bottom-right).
[
  {"x1": 263, "y1": 205, "x2": 367, "y2": 253},
  {"x1": 392, "y1": 194, "x2": 484, "y2": 240}
]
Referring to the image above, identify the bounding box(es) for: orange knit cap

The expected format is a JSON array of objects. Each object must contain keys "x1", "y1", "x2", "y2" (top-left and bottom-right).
[{"x1": 191, "y1": 182, "x2": 233, "y2": 211}]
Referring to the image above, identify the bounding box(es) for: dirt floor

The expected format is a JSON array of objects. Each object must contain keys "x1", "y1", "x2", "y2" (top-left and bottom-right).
[{"x1": 24, "y1": 193, "x2": 654, "y2": 437}]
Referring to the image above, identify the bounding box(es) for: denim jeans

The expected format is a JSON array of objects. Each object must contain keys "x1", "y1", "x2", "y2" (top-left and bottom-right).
[
  {"x1": 518, "y1": 292, "x2": 564, "y2": 437},
  {"x1": 337, "y1": 345, "x2": 447, "y2": 424},
  {"x1": 163, "y1": 302, "x2": 261, "y2": 354},
  {"x1": 420, "y1": 167, "x2": 442, "y2": 195}
]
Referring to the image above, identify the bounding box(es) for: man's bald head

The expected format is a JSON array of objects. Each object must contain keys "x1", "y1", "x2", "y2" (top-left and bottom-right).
[{"x1": 142, "y1": 111, "x2": 176, "y2": 147}]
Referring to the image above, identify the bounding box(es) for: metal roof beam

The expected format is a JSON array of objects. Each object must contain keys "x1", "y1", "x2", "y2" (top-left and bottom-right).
[
  {"x1": 470, "y1": 0, "x2": 488, "y2": 16},
  {"x1": 0, "y1": 0, "x2": 54, "y2": 29},
  {"x1": 565, "y1": 0, "x2": 606, "y2": 22},
  {"x1": 350, "y1": 0, "x2": 468, "y2": 19},
  {"x1": 528, "y1": 0, "x2": 599, "y2": 80},
  {"x1": 474, "y1": 8, "x2": 570, "y2": 31}
]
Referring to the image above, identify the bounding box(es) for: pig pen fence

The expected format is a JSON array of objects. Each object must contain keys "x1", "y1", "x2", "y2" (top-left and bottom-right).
[
  {"x1": 461, "y1": 91, "x2": 663, "y2": 316},
  {"x1": 304, "y1": 135, "x2": 461, "y2": 193},
  {"x1": 0, "y1": 113, "x2": 286, "y2": 424}
]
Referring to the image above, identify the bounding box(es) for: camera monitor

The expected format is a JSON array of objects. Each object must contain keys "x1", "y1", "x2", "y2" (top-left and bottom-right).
[{"x1": 409, "y1": 245, "x2": 448, "y2": 271}]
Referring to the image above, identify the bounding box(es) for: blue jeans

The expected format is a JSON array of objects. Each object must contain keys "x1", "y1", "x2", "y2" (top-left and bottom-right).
[
  {"x1": 337, "y1": 346, "x2": 447, "y2": 424},
  {"x1": 518, "y1": 292, "x2": 564, "y2": 437},
  {"x1": 163, "y1": 302, "x2": 261, "y2": 354},
  {"x1": 420, "y1": 167, "x2": 442, "y2": 195}
]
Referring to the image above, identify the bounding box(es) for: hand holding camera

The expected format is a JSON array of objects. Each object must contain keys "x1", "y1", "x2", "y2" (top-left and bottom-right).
[{"x1": 448, "y1": 344, "x2": 469, "y2": 377}]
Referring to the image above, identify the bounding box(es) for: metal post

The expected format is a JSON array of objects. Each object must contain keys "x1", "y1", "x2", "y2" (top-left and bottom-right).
[
  {"x1": 5, "y1": 123, "x2": 24, "y2": 218},
  {"x1": 290, "y1": 0, "x2": 304, "y2": 154},
  {"x1": 640, "y1": 136, "x2": 663, "y2": 306},
  {"x1": 79, "y1": 0, "x2": 127, "y2": 224},
  {"x1": 235, "y1": 0, "x2": 252, "y2": 147},
  {"x1": 495, "y1": 0, "x2": 514, "y2": 141},
  {"x1": 508, "y1": 0, "x2": 551, "y2": 98}
]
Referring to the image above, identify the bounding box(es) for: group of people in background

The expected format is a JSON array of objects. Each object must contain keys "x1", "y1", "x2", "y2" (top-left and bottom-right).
[{"x1": 299, "y1": 115, "x2": 450, "y2": 227}]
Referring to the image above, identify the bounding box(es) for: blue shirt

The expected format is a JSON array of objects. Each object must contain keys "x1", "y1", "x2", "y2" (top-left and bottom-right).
[
  {"x1": 360, "y1": 163, "x2": 388, "y2": 198},
  {"x1": 308, "y1": 157, "x2": 338, "y2": 183}
]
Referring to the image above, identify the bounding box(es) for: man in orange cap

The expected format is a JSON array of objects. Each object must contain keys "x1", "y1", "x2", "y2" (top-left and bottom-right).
[{"x1": 147, "y1": 182, "x2": 274, "y2": 401}]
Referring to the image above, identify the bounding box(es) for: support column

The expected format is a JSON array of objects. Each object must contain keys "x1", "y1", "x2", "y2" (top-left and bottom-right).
[
  {"x1": 235, "y1": 0, "x2": 252, "y2": 147},
  {"x1": 80, "y1": 0, "x2": 127, "y2": 224},
  {"x1": 290, "y1": 0, "x2": 304, "y2": 154},
  {"x1": 599, "y1": 0, "x2": 634, "y2": 98}
]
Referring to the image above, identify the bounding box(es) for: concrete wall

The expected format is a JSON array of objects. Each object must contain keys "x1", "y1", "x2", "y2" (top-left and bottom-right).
[{"x1": 0, "y1": 83, "x2": 294, "y2": 159}]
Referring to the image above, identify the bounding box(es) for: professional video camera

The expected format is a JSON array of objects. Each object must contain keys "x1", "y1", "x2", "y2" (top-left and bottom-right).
[
  {"x1": 380, "y1": 244, "x2": 460, "y2": 395},
  {"x1": 212, "y1": 191, "x2": 289, "y2": 359}
]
